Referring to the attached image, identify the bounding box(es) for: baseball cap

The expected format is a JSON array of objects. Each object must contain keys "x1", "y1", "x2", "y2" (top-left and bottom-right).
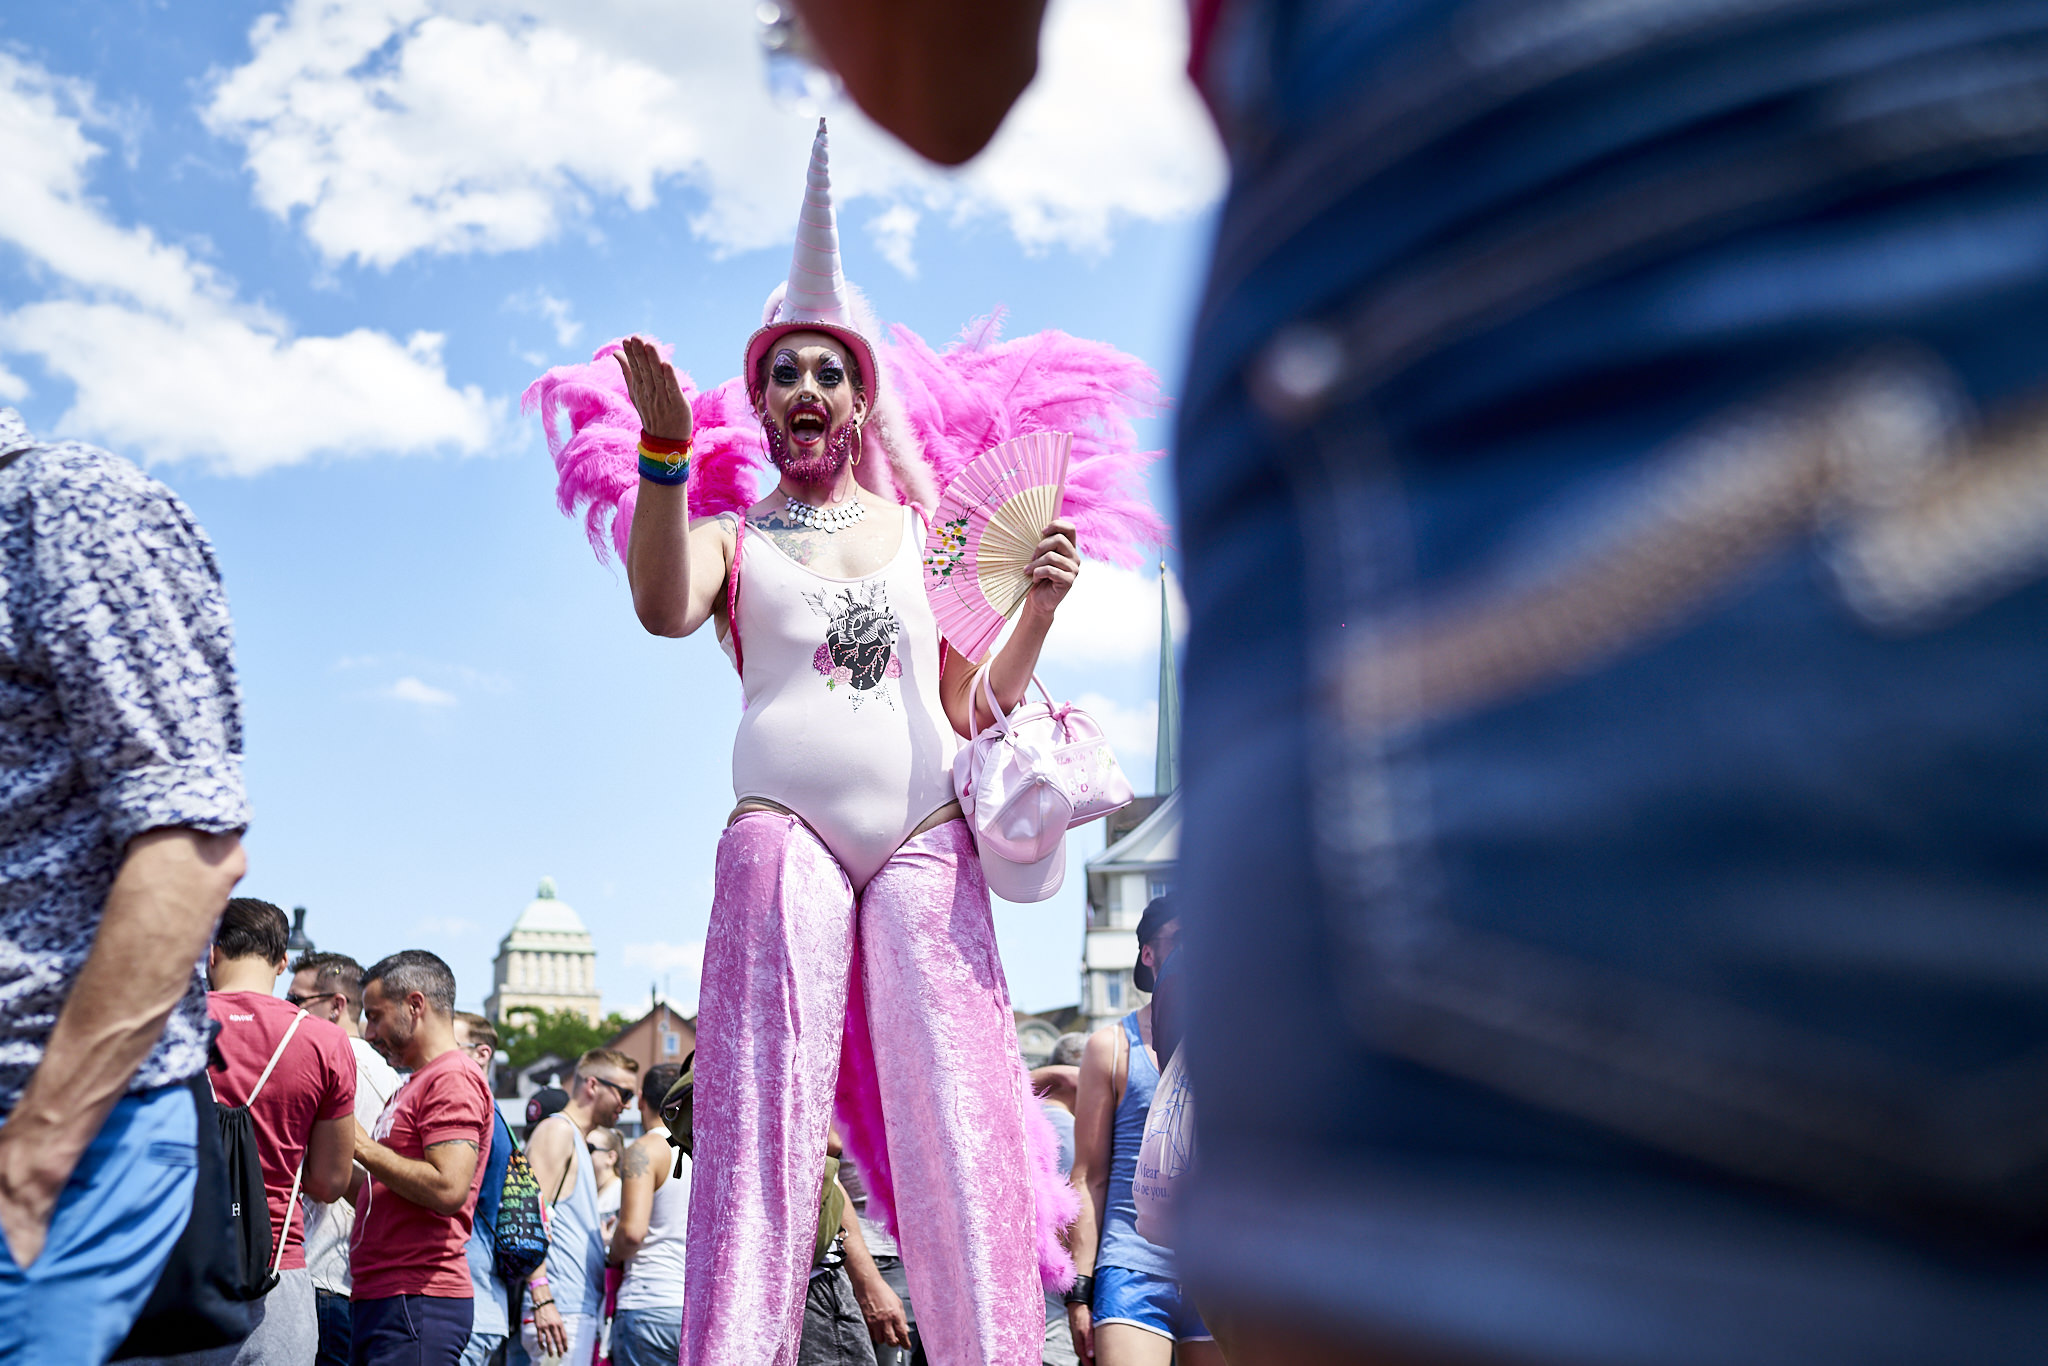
[
  {"x1": 525, "y1": 1086, "x2": 568, "y2": 1129},
  {"x1": 1133, "y1": 897, "x2": 1176, "y2": 992},
  {"x1": 976, "y1": 831, "x2": 1066, "y2": 903}
]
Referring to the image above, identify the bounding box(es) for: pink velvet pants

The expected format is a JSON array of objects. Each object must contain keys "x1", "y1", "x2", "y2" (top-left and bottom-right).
[{"x1": 684, "y1": 813, "x2": 1043, "y2": 1366}]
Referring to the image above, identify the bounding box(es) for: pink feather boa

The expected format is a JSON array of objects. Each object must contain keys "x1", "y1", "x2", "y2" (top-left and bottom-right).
[{"x1": 524, "y1": 314, "x2": 1167, "y2": 569}]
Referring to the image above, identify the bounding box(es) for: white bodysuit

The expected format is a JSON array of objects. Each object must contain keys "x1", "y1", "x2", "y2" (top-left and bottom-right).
[{"x1": 723, "y1": 505, "x2": 959, "y2": 891}]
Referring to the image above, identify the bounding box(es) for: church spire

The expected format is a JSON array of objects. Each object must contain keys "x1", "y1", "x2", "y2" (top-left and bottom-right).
[{"x1": 1155, "y1": 562, "x2": 1180, "y2": 795}]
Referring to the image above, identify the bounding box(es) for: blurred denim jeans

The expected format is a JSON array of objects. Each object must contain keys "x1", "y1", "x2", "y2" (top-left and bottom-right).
[{"x1": 1175, "y1": 2, "x2": 2048, "y2": 1361}]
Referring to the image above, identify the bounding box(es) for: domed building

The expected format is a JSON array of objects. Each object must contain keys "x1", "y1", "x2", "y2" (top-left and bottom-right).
[{"x1": 485, "y1": 878, "x2": 603, "y2": 1026}]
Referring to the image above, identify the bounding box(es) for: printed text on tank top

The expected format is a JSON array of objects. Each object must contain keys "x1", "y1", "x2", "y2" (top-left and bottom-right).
[{"x1": 725, "y1": 501, "x2": 962, "y2": 890}]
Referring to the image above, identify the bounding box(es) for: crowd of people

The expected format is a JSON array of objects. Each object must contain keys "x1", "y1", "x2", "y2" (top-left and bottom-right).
[{"x1": 0, "y1": 873, "x2": 1194, "y2": 1366}]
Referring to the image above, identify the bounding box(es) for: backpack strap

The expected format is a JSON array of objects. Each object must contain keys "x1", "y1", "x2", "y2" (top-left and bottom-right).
[
  {"x1": 245, "y1": 1010, "x2": 308, "y2": 1107},
  {"x1": 242, "y1": 1010, "x2": 310, "y2": 1274},
  {"x1": 273, "y1": 1146, "x2": 306, "y2": 1274}
]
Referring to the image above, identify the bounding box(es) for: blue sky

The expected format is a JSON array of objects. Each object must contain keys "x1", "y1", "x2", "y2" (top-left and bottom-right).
[{"x1": 0, "y1": 0, "x2": 1221, "y2": 1014}]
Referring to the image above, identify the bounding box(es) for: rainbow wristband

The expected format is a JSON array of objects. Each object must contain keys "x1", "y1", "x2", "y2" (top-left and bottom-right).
[{"x1": 638, "y1": 441, "x2": 690, "y2": 486}]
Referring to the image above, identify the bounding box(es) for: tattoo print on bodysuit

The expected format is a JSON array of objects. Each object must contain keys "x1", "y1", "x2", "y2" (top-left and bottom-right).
[{"x1": 806, "y1": 580, "x2": 903, "y2": 710}]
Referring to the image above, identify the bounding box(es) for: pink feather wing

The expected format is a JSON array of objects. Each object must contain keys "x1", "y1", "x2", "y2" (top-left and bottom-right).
[
  {"x1": 529, "y1": 313, "x2": 1166, "y2": 576},
  {"x1": 522, "y1": 338, "x2": 764, "y2": 565}
]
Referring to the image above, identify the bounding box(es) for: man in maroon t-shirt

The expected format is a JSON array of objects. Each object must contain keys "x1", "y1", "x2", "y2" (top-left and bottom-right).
[
  {"x1": 349, "y1": 950, "x2": 493, "y2": 1366},
  {"x1": 135, "y1": 898, "x2": 358, "y2": 1366}
]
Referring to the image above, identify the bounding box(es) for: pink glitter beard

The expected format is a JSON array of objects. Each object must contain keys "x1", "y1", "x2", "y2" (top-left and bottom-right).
[{"x1": 765, "y1": 413, "x2": 860, "y2": 486}]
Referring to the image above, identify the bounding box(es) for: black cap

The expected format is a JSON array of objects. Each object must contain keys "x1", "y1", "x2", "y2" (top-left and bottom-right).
[
  {"x1": 525, "y1": 1086, "x2": 569, "y2": 1129},
  {"x1": 1132, "y1": 896, "x2": 1175, "y2": 993}
]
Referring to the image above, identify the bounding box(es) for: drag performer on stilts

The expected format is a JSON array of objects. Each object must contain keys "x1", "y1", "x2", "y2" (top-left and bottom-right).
[{"x1": 525, "y1": 121, "x2": 1167, "y2": 1366}]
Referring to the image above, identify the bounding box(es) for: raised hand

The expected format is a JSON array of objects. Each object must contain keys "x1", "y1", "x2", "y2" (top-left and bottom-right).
[
  {"x1": 614, "y1": 335, "x2": 694, "y2": 444},
  {"x1": 1025, "y1": 517, "x2": 1080, "y2": 617}
]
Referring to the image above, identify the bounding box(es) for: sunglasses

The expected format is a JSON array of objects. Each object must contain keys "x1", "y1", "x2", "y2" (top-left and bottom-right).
[
  {"x1": 590, "y1": 1076, "x2": 637, "y2": 1106},
  {"x1": 285, "y1": 991, "x2": 338, "y2": 1008}
]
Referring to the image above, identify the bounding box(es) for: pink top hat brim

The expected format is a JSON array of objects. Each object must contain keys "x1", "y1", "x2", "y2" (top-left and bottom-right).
[{"x1": 743, "y1": 319, "x2": 882, "y2": 407}]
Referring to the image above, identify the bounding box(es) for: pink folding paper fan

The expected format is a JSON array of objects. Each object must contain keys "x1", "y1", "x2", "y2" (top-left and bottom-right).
[{"x1": 923, "y1": 431, "x2": 1072, "y2": 662}]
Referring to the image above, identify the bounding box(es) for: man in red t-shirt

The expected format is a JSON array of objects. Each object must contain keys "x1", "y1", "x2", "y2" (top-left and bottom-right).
[
  {"x1": 133, "y1": 898, "x2": 358, "y2": 1366},
  {"x1": 349, "y1": 950, "x2": 493, "y2": 1366}
]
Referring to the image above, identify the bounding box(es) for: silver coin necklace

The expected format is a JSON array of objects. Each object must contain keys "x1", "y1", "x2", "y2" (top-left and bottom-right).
[{"x1": 783, "y1": 495, "x2": 867, "y2": 534}]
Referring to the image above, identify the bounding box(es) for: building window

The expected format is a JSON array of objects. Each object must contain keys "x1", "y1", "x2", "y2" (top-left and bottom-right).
[
  {"x1": 663, "y1": 1032, "x2": 681, "y2": 1056},
  {"x1": 1107, "y1": 976, "x2": 1123, "y2": 1009},
  {"x1": 1149, "y1": 876, "x2": 1170, "y2": 900}
]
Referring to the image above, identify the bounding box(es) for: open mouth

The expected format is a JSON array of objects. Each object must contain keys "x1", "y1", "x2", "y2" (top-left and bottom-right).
[{"x1": 788, "y1": 407, "x2": 828, "y2": 443}]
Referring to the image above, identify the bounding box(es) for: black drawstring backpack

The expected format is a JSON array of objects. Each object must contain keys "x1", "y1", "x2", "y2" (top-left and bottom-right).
[{"x1": 112, "y1": 1012, "x2": 310, "y2": 1358}]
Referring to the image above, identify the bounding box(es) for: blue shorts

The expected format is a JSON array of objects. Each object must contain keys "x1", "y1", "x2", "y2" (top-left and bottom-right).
[
  {"x1": 1091, "y1": 1265, "x2": 1211, "y2": 1343},
  {"x1": 0, "y1": 1082, "x2": 198, "y2": 1366},
  {"x1": 610, "y1": 1304, "x2": 683, "y2": 1366}
]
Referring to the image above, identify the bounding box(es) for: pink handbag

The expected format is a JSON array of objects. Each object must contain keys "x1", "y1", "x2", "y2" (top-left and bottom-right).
[{"x1": 953, "y1": 670, "x2": 1136, "y2": 869}]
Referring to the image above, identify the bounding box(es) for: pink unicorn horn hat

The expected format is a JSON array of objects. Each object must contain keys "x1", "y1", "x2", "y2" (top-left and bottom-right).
[{"x1": 743, "y1": 117, "x2": 883, "y2": 404}]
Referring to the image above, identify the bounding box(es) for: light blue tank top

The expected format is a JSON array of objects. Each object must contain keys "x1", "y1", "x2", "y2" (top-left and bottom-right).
[
  {"x1": 542, "y1": 1117, "x2": 604, "y2": 1317},
  {"x1": 1096, "y1": 1013, "x2": 1174, "y2": 1277}
]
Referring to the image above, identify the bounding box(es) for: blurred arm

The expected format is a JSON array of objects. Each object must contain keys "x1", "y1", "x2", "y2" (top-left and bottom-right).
[
  {"x1": 793, "y1": 0, "x2": 1049, "y2": 165},
  {"x1": 0, "y1": 828, "x2": 245, "y2": 1266}
]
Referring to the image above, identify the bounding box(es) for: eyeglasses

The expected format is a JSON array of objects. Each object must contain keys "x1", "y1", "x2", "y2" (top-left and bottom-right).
[
  {"x1": 590, "y1": 1076, "x2": 636, "y2": 1107},
  {"x1": 285, "y1": 991, "x2": 337, "y2": 1008}
]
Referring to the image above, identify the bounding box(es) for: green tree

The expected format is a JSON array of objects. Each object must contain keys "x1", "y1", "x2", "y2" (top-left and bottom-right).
[{"x1": 500, "y1": 1007, "x2": 633, "y2": 1073}]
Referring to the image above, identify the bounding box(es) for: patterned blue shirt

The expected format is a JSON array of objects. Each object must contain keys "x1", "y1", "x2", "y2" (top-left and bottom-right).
[{"x1": 0, "y1": 408, "x2": 249, "y2": 1114}]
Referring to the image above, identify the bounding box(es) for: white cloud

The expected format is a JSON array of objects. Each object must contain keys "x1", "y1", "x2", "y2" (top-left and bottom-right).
[
  {"x1": 386, "y1": 675, "x2": 458, "y2": 705},
  {"x1": 0, "y1": 51, "x2": 495, "y2": 473},
  {"x1": 202, "y1": 0, "x2": 1224, "y2": 271},
  {"x1": 867, "y1": 205, "x2": 919, "y2": 279},
  {"x1": 1037, "y1": 562, "x2": 1185, "y2": 668},
  {"x1": 0, "y1": 362, "x2": 25, "y2": 402},
  {"x1": 507, "y1": 288, "x2": 582, "y2": 347}
]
